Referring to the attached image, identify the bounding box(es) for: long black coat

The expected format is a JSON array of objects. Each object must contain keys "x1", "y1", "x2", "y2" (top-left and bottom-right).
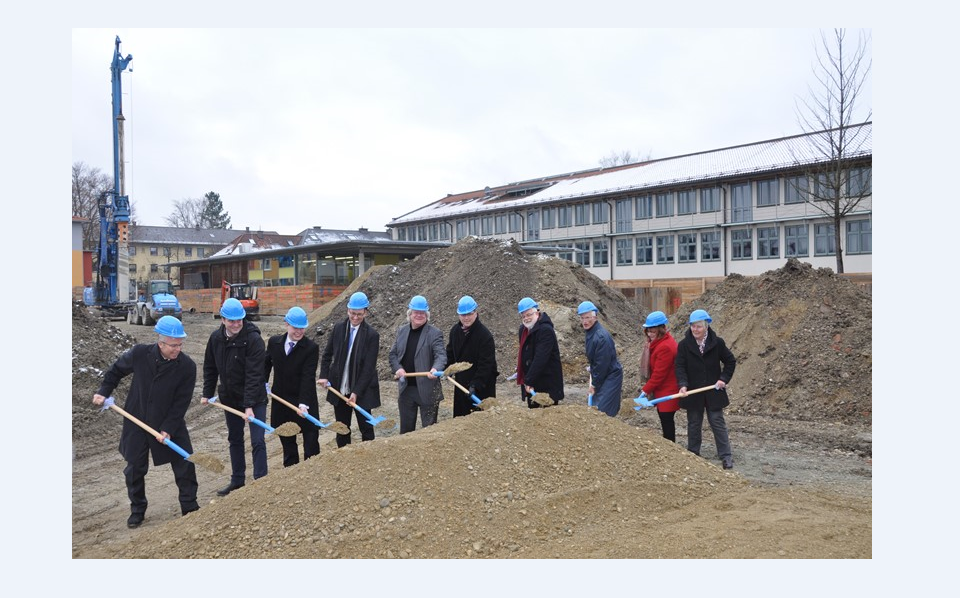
[
  {"x1": 97, "y1": 343, "x2": 196, "y2": 466},
  {"x1": 674, "y1": 327, "x2": 736, "y2": 410},
  {"x1": 446, "y1": 316, "x2": 499, "y2": 400},
  {"x1": 202, "y1": 320, "x2": 267, "y2": 410},
  {"x1": 319, "y1": 318, "x2": 381, "y2": 410},
  {"x1": 265, "y1": 334, "x2": 319, "y2": 427},
  {"x1": 518, "y1": 311, "x2": 564, "y2": 401}
]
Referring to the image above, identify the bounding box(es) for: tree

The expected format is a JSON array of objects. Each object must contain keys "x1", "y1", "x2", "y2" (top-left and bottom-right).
[
  {"x1": 598, "y1": 150, "x2": 651, "y2": 168},
  {"x1": 165, "y1": 197, "x2": 205, "y2": 228},
  {"x1": 201, "y1": 191, "x2": 231, "y2": 229},
  {"x1": 793, "y1": 28, "x2": 872, "y2": 274},
  {"x1": 72, "y1": 161, "x2": 138, "y2": 249}
]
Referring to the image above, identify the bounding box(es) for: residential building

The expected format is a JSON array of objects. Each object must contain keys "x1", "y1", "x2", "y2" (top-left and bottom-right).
[
  {"x1": 127, "y1": 225, "x2": 240, "y2": 289},
  {"x1": 72, "y1": 217, "x2": 92, "y2": 299}
]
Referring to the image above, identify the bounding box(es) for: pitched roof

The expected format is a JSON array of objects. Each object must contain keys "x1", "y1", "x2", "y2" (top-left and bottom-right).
[
  {"x1": 128, "y1": 225, "x2": 247, "y2": 245},
  {"x1": 211, "y1": 231, "x2": 302, "y2": 257}
]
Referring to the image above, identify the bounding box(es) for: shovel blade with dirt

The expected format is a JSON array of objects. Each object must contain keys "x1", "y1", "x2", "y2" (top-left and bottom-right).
[
  {"x1": 266, "y1": 386, "x2": 350, "y2": 435},
  {"x1": 321, "y1": 383, "x2": 396, "y2": 430},
  {"x1": 204, "y1": 396, "x2": 300, "y2": 436}
]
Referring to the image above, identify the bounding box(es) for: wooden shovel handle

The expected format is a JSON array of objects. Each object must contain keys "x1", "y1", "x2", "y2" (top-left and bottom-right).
[
  {"x1": 108, "y1": 403, "x2": 162, "y2": 440},
  {"x1": 402, "y1": 371, "x2": 433, "y2": 377},
  {"x1": 658, "y1": 384, "x2": 719, "y2": 402},
  {"x1": 444, "y1": 375, "x2": 470, "y2": 395},
  {"x1": 268, "y1": 391, "x2": 301, "y2": 413},
  {"x1": 206, "y1": 399, "x2": 248, "y2": 419},
  {"x1": 320, "y1": 382, "x2": 354, "y2": 405}
]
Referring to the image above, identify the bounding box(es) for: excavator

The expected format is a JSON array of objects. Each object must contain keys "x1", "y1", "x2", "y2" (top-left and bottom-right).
[{"x1": 216, "y1": 280, "x2": 260, "y2": 320}]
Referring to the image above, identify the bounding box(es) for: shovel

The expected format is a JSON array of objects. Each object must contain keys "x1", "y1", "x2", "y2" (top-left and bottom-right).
[
  {"x1": 204, "y1": 396, "x2": 300, "y2": 436},
  {"x1": 320, "y1": 383, "x2": 395, "y2": 429},
  {"x1": 266, "y1": 386, "x2": 350, "y2": 436},
  {"x1": 439, "y1": 373, "x2": 487, "y2": 409},
  {"x1": 403, "y1": 361, "x2": 473, "y2": 379},
  {"x1": 633, "y1": 384, "x2": 718, "y2": 410},
  {"x1": 100, "y1": 397, "x2": 224, "y2": 473},
  {"x1": 528, "y1": 389, "x2": 555, "y2": 407}
]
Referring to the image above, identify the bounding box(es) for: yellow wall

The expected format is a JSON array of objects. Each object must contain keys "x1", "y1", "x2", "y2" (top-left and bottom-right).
[{"x1": 72, "y1": 250, "x2": 84, "y2": 287}]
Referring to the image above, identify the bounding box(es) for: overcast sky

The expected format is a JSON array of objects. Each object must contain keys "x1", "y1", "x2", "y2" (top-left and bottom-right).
[{"x1": 71, "y1": 28, "x2": 872, "y2": 235}]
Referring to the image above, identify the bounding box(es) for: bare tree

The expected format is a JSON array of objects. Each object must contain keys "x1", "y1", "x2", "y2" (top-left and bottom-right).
[
  {"x1": 598, "y1": 149, "x2": 652, "y2": 168},
  {"x1": 793, "y1": 28, "x2": 872, "y2": 274},
  {"x1": 165, "y1": 197, "x2": 205, "y2": 228},
  {"x1": 72, "y1": 162, "x2": 111, "y2": 250}
]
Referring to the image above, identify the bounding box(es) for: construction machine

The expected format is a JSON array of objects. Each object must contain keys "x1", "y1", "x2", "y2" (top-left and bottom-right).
[
  {"x1": 216, "y1": 280, "x2": 260, "y2": 320},
  {"x1": 127, "y1": 279, "x2": 183, "y2": 325}
]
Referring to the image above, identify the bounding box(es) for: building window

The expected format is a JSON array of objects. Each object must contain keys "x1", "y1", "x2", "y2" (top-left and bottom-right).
[
  {"x1": 278, "y1": 255, "x2": 294, "y2": 268},
  {"x1": 677, "y1": 190, "x2": 696, "y2": 215},
  {"x1": 557, "y1": 243, "x2": 574, "y2": 262},
  {"x1": 150, "y1": 263, "x2": 159, "y2": 273},
  {"x1": 731, "y1": 229, "x2": 752, "y2": 260},
  {"x1": 816, "y1": 173, "x2": 839, "y2": 201},
  {"x1": 616, "y1": 238, "x2": 633, "y2": 265},
  {"x1": 429, "y1": 223, "x2": 439, "y2": 240},
  {"x1": 478, "y1": 217, "x2": 490, "y2": 236},
  {"x1": 150, "y1": 247, "x2": 158, "y2": 256},
  {"x1": 815, "y1": 223, "x2": 836, "y2": 256},
  {"x1": 635, "y1": 195, "x2": 653, "y2": 220},
  {"x1": 526, "y1": 210, "x2": 540, "y2": 241},
  {"x1": 397, "y1": 228, "x2": 407, "y2": 241},
  {"x1": 128, "y1": 246, "x2": 137, "y2": 256},
  {"x1": 495, "y1": 214, "x2": 507, "y2": 234},
  {"x1": 439, "y1": 223, "x2": 451, "y2": 241},
  {"x1": 575, "y1": 203, "x2": 590, "y2": 226},
  {"x1": 197, "y1": 247, "x2": 204, "y2": 258},
  {"x1": 848, "y1": 167, "x2": 872, "y2": 196},
  {"x1": 656, "y1": 235, "x2": 674, "y2": 263},
  {"x1": 615, "y1": 199, "x2": 632, "y2": 232},
  {"x1": 846, "y1": 219, "x2": 872, "y2": 254},
  {"x1": 731, "y1": 183, "x2": 752, "y2": 223},
  {"x1": 592, "y1": 201, "x2": 609, "y2": 224},
  {"x1": 262, "y1": 258, "x2": 272, "y2": 271},
  {"x1": 701, "y1": 231, "x2": 720, "y2": 262},
  {"x1": 184, "y1": 247, "x2": 192, "y2": 257},
  {"x1": 678, "y1": 233, "x2": 697, "y2": 263},
  {"x1": 784, "y1": 224, "x2": 809, "y2": 257},
  {"x1": 785, "y1": 176, "x2": 809, "y2": 204},
  {"x1": 757, "y1": 179, "x2": 778, "y2": 207},
  {"x1": 636, "y1": 237, "x2": 653, "y2": 265},
  {"x1": 129, "y1": 263, "x2": 137, "y2": 273},
  {"x1": 575, "y1": 242, "x2": 590, "y2": 266},
  {"x1": 701, "y1": 187, "x2": 720, "y2": 213},
  {"x1": 656, "y1": 192, "x2": 674, "y2": 218},
  {"x1": 456, "y1": 219, "x2": 467, "y2": 239},
  {"x1": 161, "y1": 247, "x2": 170, "y2": 257},
  {"x1": 557, "y1": 206, "x2": 572, "y2": 228},
  {"x1": 508, "y1": 213, "x2": 522, "y2": 233},
  {"x1": 541, "y1": 207, "x2": 555, "y2": 230},
  {"x1": 419, "y1": 225, "x2": 429, "y2": 241},
  {"x1": 593, "y1": 240, "x2": 609, "y2": 266},
  {"x1": 468, "y1": 219, "x2": 479, "y2": 236},
  {"x1": 757, "y1": 226, "x2": 780, "y2": 258}
]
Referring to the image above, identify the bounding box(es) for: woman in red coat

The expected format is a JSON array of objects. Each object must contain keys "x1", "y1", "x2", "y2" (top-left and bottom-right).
[{"x1": 640, "y1": 311, "x2": 680, "y2": 442}]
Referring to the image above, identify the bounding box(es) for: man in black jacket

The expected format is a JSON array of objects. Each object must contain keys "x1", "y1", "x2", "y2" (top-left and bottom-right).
[
  {"x1": 318, "y1": 292, "x2": 381, "y2": 448},
  {"x1": 202, "y1": 298, "x2": 268, "y2": 495},
  {"x1": 93, "y1": 316, "x2": 199, "y2": 529},
  {"x1": 516, "y1": 297, "x2": 564, "y2": 407},
  {"x1": 446, "y1": 295, "x2": 498, "y2": 416},
  {"x1": 265, "y1": 306, "x2": 320, "y2": 467}
]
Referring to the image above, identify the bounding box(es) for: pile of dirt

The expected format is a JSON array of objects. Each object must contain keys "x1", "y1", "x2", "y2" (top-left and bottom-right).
[
  {"x1": 669, "y1": 258, "x2": 872, "y2": 424},
  {"x1": 100, "y1": 401, "x2": 870, "y2": 559},
  {"x1": 72, "y1": 303, "x2": 137, "y2": 446},
  {"x1": 313, "y1": 237, "x2": 646, "y2": 393}
]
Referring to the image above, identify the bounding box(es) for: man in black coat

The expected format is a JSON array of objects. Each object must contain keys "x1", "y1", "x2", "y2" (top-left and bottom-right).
[
  {"x1": 446, "y1": 295, "x2": 498, "y2": 417},
  {"x1": 516, "y1": 297, "x2": 564, "y2": 407},
  {"x1": 93, "y1": 316, "x2": 199, "y2": 529},
  {"x1": 318, "y1": 292, "x2": 381, "y2": 448},
  {"x1": 202, "y1": 298, "x2": 268, "y2": 496},
  {"x1": 265, "y1": 307, "x2": 320, "y2": 467}
]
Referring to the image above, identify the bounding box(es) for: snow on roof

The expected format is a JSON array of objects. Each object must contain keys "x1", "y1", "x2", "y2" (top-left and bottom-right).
[{"x1": 389, "y1": 124, "x2": 872, "y2": 225}]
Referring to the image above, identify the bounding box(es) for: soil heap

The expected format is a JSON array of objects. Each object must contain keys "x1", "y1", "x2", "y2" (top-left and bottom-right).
[{"x1": 669, "y1": 258, "x2": 872, "y2": 424}]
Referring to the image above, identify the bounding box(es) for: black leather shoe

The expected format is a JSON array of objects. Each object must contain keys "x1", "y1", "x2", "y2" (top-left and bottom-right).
[
  {"x1": 722, "y1": 457, "x2": 734, "y2": 469},
  {"x1": 182, "y1": 506, "x2": 199, "y2": 516},
  {"x1": 127, "y1": 512, "x2": 145, "y2": 528},
  {"x1": 216, "y1": 482, "x2": 244, "y2": 496}
]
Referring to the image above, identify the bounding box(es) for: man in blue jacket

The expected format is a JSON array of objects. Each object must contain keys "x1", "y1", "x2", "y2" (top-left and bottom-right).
[{"x1": 577, "y1": 301, "x2": 623, "y2": 416}]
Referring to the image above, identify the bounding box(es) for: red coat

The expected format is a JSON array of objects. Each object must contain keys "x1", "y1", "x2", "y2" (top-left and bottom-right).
[{"x1": 641, "y1": 333, "x2": 680, "y2": 413}]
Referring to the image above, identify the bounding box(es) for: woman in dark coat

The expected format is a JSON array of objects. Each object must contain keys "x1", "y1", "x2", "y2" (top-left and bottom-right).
[
  {"x1": 516, "y1": 297, "x2": 564, "y2": 407},
  {"x1": 675, "y1": 309, "x2": 737, "y2": 469},
  {"x1": 446, "y1": 295, "x2": 498, "y2": 416}
]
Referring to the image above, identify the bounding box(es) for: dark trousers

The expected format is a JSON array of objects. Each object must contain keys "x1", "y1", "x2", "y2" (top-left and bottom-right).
[
  {"x1": 279, "y1": 422, "x2": 319, "y2": 467},
  {"x1": 398, "y1": 386, "x2": 438, "y2": 433},
  {"x1": 658, "y1": 410, "x2": 676, "y2": 443},
  {"x1": 686, "y1": 406, "x2": 732, "y2": 460},
  {"x1": 224, "y1": 402, "x2": 267, "y2": 484},
  {"x1": 453, "y1": 392, "x2": 481, "y2": 417},
  {"x1": 124, "y1": 439, "x2": 198, "y2": 516},
  {"x1": 332, "y1": 400, "x2": 375, "y2": 448}
]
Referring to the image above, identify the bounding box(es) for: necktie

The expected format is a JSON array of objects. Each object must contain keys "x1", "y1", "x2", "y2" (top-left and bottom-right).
[
  {"x1": 287, "y1": 341, "x2": 295, "y2": 355},
  {"x1": 341, "y1": 327, "x2": 357, "y2": 395},
  {"x1": 348, "y1": 326, "x2": 357, "y2": 353}
]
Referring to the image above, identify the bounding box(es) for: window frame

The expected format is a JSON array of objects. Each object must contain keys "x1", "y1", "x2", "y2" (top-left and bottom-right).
[
  {"x1": 636, "y1": 236, "x2": 653, "y2": 265},
  {"x1": 846, "y1": 219, "x2": 872, "y2": 255},
  {"x1": 784, "y1": 224, "x2": 809, "y2": 257},
  {"x1": 616, "y1": 238, "x2": 633, "y2": 265},
  {"x1": 677, "y1": 190, "x2": 696, "y2": 215},
  {"x1": 678, "y1": 233, "x2": 697, "y2": 263},
  {"x1": 701, "y1": 231, "x2": 720, "y2": 262},
  {"x1": 731, "y1": 228, "x2": 752, "y2": 260},
  {"x1": 656, "y1": 192, "x2": 674, "y2": 218},
  {"x1": 757, "y1": 226, "x2": 780, "y2": 259},
  {"x1": 757, "y1": 178, "x2": 779, "y2": 207},
  {"x1": 656, "y1": 234, "x2": 675, "y2": 264}
]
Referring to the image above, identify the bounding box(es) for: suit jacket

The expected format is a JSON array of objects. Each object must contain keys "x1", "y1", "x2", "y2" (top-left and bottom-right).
[
  {"x1": 97, "y1": 343, "x2": 196, "y2": 466},
  {"x1": 265, "y1": 334, "x2": 320, "y2": 427},
  {"x1": 319, "y1": 318, "x2": 381, "y2": 410},
  {"x1": 389, "y1": 322, "x2": 446, "y2": 406}
]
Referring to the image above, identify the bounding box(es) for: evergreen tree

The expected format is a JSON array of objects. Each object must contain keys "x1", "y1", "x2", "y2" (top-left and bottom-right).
[{"x1": 201, "y1": 191, "x2": 231, "y2": 229}]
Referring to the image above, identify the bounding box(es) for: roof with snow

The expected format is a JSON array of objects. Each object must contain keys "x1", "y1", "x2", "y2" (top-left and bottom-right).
[
  {"x1": 128, "y1": 225, "x2": 248, "y2": 246},
  {"x1": 388, "y1": 123, "x2": 872, "y2": 226}
]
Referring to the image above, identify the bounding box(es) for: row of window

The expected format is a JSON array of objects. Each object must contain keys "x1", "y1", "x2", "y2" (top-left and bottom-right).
[
  {"x1": 554, "y1": 219, "x2": 871, "y2": 267},
  {"x1": 130, "y1": 245, "x2": 207, "y2": 258},
  {"x1": 129, "y1": 263, "x2": 170, "y2": 273}
]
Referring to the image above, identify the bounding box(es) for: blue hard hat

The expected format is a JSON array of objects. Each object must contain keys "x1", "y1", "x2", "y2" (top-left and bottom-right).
[
  {"x1": 154, "y1": 315, "x2": 186, "y2": 338},
  {"x1": 347, "y1": 291, "x2": 370, "y2": 310},
  {"x1": 577, "y1": 301, "x2": 598, "y2": 316},
  {"x1": 220, "y1": 297, "x2": 246, "y2": 320},
  {"x1": 457, "y1": 295, "x2": 478, "y2": 315},
  {"x1": 689, "y1": 309, "x2": 712, "y2": 324},
  {"x1": 643, "y1": 311, "x2": 669, "y2": 328},
  {"x1": 517, "y1": 297, "x2": 538, "y2": 313},
  {"x1": 284, "y1": 306, "x2": 309, "y2": 329},
  {"x1": 408, "y1": 295, "x2": 429, "y2": 311}
]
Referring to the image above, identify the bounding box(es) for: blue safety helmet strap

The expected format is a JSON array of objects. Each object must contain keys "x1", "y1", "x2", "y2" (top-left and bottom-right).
[
  {"x1": 457, "y1": 295, "x2": 478, "y2": 315},
  {"x1": 517, "y1": 297, "x2": 538, "y2": 314},
  {"x1": 284, "y1": 306, "x2": 309, "y2": 328},
  {"x1": 577, "y1": 301, "x2": 598, "y2": 316},
  {"x1": 408, "y1": 295, "x2": 429, "y2": 311},
  {"x1": 643, "y1": 311, "x2": 669, "y2": 328},
  {"x1": 220, "y1": 297, "x2": 246, "y2": 320},
  {"x1": 689, "y1": 309, "x2": 712, "y2": 324},
  {"x1": 347, "y1": 292, "x2": 370, "y2": 310},
  {"x1": 155, "y1": 315, "x2": 187, "y2": 338}
]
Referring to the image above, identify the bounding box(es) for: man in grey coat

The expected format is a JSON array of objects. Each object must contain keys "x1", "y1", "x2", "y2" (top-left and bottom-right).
[{"x1": 388, "y1": 295, "x2": 446, "y2": 433}]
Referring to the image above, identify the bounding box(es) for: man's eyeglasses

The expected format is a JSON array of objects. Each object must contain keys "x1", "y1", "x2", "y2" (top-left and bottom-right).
[{"x1": 160, "y1": 341, "x2": 184, "y2": 349}]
